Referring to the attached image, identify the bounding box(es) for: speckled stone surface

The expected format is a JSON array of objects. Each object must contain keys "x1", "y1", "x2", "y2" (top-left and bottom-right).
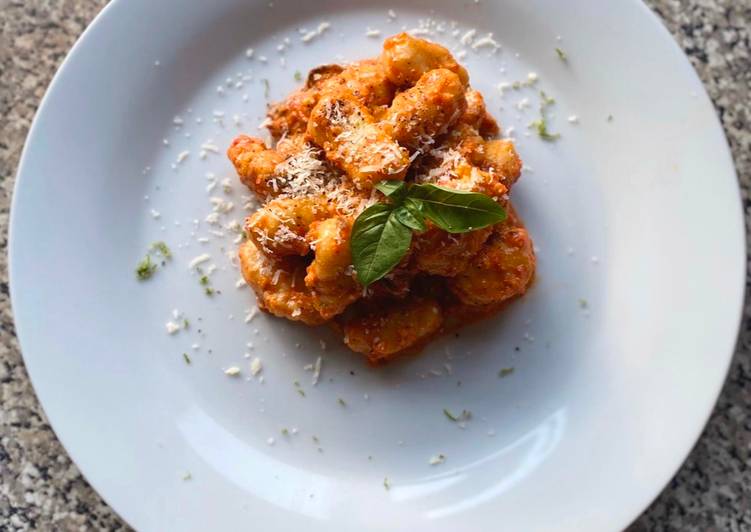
[{"x1": 1, "y1": 0, "x2": 749, "y2": 529}]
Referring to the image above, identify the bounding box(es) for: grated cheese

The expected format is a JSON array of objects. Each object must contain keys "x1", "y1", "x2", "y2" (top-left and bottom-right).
[
  {"x1": 472, "y1": 33, "x2": 500, "y2": 51},
  {"x1": 224, "y1": 366, "x2": 241, "y2": 376},
  {"x1": 244, "y1": 308, "x2": 258, "y2": 323},
  {"x1": 301, "y1": 21, "x2": 330, "y2": 43},
  {"x1": 429, "y1": 454, "x2": 446, "y2": 465},
  {"x1": 165, "y1": 321, "x2": 181, "y2": 335},
  {"x1": 200, "y1": 142, "x2": 220, "y2": 153},
  {"x1": 189, "y1": 254, "x2": 211, "y2": 268},
  {"x1": 460, "y1": 29, "x2": 476, "y2": 46},
  {"x1": 312, "y1": 356, "x2": 322, "y2": 385},
  {"x1": 249, "y1": 357, "x2": 263, "y2": 376}
]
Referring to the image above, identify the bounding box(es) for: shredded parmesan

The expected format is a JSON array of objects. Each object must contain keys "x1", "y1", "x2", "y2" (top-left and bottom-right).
[
  {"x1": 249, "y1": 357, "x2": 263, "y2": 376},
  {"x1": 312, "y1": 356, "x2": 322, "y2": 385},
  {"x1": 301, "y1": 21, "x2": 330, "y2": 43},
  {"x1": 189, "y1": 254, "x2": 211, "y2": 268},
  {"x1": 429, "y1": 454, "x2": 446, "y2": 465}
]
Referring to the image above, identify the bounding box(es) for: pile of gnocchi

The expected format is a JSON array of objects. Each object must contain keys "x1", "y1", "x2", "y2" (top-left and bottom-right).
[{"x1": 228, "y1": 33, "x2": 535, "y2": 364}]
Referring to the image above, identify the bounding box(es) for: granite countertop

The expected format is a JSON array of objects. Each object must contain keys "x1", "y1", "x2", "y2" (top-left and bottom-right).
[{"x1": 1, "y1": 0, "x2": 749, "y2": 529}]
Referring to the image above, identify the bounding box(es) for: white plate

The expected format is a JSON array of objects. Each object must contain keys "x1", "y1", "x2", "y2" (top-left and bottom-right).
[{"x1": 9, "y1": 0, "x2": 744, "y2": 530}]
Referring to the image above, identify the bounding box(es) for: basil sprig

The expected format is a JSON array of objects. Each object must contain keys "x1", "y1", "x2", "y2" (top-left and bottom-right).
[{"x1": 350, "y1": 181, "x2": 506, "y2": 286}]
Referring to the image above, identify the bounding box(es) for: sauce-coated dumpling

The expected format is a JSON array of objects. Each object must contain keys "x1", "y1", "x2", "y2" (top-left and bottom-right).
[{"x1": 229, "y1": 33, "x2": 535, "y2": 364}]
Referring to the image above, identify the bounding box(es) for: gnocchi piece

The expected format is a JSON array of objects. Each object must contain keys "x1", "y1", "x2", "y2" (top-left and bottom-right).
[
  {"x1": 227, "y1": 135, "x2": 284, "y2": 198},
  {"x1": 307, "y1": 94, "x2": 410, "y2": 190},
  {"x1": 238, "y1": 241, "x2": 326, "y2": 325},
  {"x1": 449, "y1": 212, "x2": 535, "y2": 306},
  {"x1": 478, "y1": 139, "x2": 522, "y2": 189},
  {"x1": 265, "y1": 66, "x2": 343, "y2": 139},
  {"x1": 452, "y1": 131, "x2": 522, "y2": 189},
  {"x1": 305, "y1": 217, "x2": 361, "y2": 318},
  {"x1": 342, "y1": 298, "x2": 443, "y2": 364},
  {"x1": 460, "y1": 89, "x2": 500, "y2": 138},
  {"x1": 381, "y1": 32, "x2": 469, "y2": 87},
  {"x1": 412, "y1": 226, "x2": 493, "y2": 276},
  {"x1": 266, "y1": 61, "x2": 394, "y2": 139},
  {"x1": 245, "y1": 196, "x2": 331, "y2": 258},
  {"x1": 336, "y1": 59, "x2": 396, "y2": 109},
  {"x1": 382, "y1": 69, "x2": 466, "y2": 151}
]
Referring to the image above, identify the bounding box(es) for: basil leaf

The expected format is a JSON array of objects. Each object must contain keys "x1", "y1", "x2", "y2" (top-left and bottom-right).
[
  {"x1": 351, "y1": 203, "x2": 412, "y2": 286},
  {"x1": 375, "y1": 180, "x2": 407, "y2": 203},
  {"x1": 394, "y1": 205, "x2": 426, "y2": 232},
  {"x1": 407, "y1": 183, "x2": 506, "y2": 233}
]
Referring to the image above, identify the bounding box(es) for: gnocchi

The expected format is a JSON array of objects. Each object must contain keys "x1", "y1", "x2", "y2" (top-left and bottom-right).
[{"x1": 228, "y1": 34, "x2": 535, "y2": 364}]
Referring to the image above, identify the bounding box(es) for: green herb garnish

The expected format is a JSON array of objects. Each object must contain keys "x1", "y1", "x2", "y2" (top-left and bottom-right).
[
  {"x1": 351, "y1": 182, "x2": 506, "y2": 286},
  {"x1": 135, "y1": 255, "x2": 157, "y2": 280},
  {"x1": 183, "y1": 353, "x2": 192, "y2": 365},
  {"x1": 529, "y1": 91, "x2": 560, "y2": 141},
  {"x1": 443, "y1": 408, "x2": 472, "y2": 422},
  {"x1": 281, "y1": 428, "x2": 290, "y2": 436},
  {"x1": 530, "y1": 119, "x2": 560, "y2": 141},
  {"x1": 383, "y1": 477, "x2": 391, "y2": 490},
  {"x1": 555, "y1": 47, "x2": 567, "y2": 61},
  {"x1": 135, "y1": 241, "x2": 173, "y2": 280},
  {"x1": 198, "y1": 274, "x2": 215, "y2": 296},
  {"x1": 294, "y1": 70, "x2": 302, "y2": 82},
  {"x1": 337, "y1": 397, "x2": 347, "y2": 407},
  {"x1": 261, "y1": 78, "x2": 270, "y2": 98},
  {"x1": 151, "y1": 241, "x2": 172, "y2": 259},
  {"x1": 499, "y1": 367, "x2": 514, "y2": 378}
]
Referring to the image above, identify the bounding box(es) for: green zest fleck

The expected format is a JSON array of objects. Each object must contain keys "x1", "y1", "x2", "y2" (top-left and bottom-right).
[
  {"x1": 499, "y1": 367, "x2": 514, "y2": 378},
  {"x1": 443, "y1": 408, "x2": 472, "y2": 422},
  {"x1": 443, "y1": 408, "x2": 459, "y2": 421},
  {"x1": 262, "y1": 78, "x2": 270, "y2": 98},
  {"x1": 135, "y1": 255, "x2": 157, "y2": 280},
  {"x1": 578, "y1": 298, "x2": 589, "y2": 309},
  {"x1": 135, "y1": 241, "x2": 173, "y2": 280},
  {"x1": 151, "y1": 241, "x2": 172, "y2": 260},
  {"x1": 281, "y1": 428, "x2": 290, "y2": 436},
  {"x1": 530, "y1": 119, "x2": 560, "y2": 141},
  {"x1": 198, "y1": 274, "x2": 215, "y2": 296},
  {"x1": 351, "y1": 182, "x2": 506, "y2": 286},
  {"x1": 337, "y1": 397, "x2": 347, "y2": 407},
  {"x1": 183, "y1": 319, "x2": 190, "y2": 329},
  {"x1": 294, "y1": 70, "x2": 302, "y2": 82},
  {"x1": 530, "y1": 91, "x2": 560, "y2": 141},
  {"x1": 297, "y1": 388, "x2": 306, "y2": 397},
  {"x1": 182, "y1": 353, "x2": 192, "y2": 365},
  {"x1": 555, "y1": 47, "x2": 567, "y2": 61},
  {"x1": 383, "y1": 477, "x2": 391, "y2": 491}
]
